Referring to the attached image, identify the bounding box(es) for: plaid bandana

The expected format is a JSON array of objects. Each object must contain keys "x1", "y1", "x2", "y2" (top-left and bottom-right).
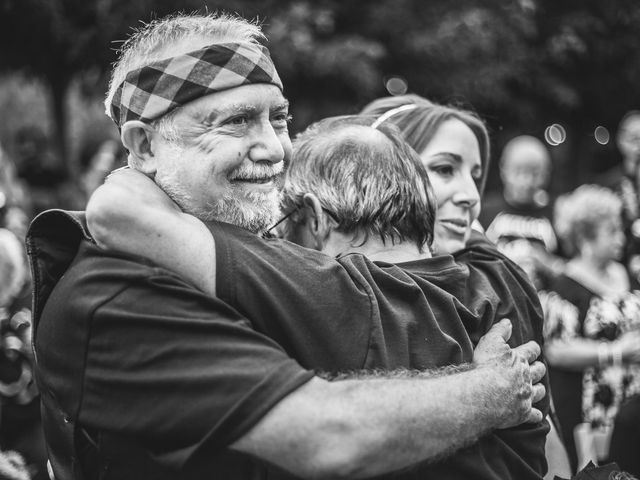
[{"x1": 110, "y1": 42, "x2": 283, "y2": 128}]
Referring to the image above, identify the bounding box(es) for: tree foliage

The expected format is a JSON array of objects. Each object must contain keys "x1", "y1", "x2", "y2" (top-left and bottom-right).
[{"x1": 1, "y1": 0, "x2": 639, "y2": 187}]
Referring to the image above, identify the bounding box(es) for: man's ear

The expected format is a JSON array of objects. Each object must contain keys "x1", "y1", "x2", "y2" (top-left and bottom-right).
[
  {"x1": 302, "y1": 193, "x2": 335, "y2": 250},
  {"x1": 121, "y1": 121, "x2": 158, "y2": 175}
]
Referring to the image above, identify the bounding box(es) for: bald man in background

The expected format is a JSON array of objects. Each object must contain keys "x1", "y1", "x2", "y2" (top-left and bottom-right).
[{"x1": 480, "y1": 135, "x2": 561, "y2": 289}]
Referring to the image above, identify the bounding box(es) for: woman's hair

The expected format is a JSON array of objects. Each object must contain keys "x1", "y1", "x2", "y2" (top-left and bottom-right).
[
  {"x1": 360, "y1": 94, "x2": 491, "y2": 194},
  {"x1": 553, "y1": 184, "x2": 622, "y2": 255}
]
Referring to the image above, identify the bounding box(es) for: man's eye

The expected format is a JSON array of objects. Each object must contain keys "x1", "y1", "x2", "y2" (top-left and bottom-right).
[
  {"x1": 227, "y1": 116, "x2": 248, "y2": 126},
  {"x1": 272, "y1": 113, "x2": 291, "y2": 124}
]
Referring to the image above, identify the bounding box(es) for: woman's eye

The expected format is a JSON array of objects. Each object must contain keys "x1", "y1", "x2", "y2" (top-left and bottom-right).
[{"x1": 431, "y1": 165, "x2": 454, "y2": 177}]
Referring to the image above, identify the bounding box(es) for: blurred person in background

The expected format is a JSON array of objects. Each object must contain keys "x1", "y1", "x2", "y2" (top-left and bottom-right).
[
  {"x1": 480, "y1": 135, "x2": 562, "y2": 289},
  {"x1": 540, "y1": 185, "x2": 640, "y2": 472},
  {"x1": 0, "y1": 450, "x2": 30, "y2": 480},
  {"x1": 79, "y1": 139, "x2": 125, "y2": 200},
  {"x1": 602, "y1": 111, "x2": 640, "y2": 288},
  {"x1": 12, "y1": 126, "x2": 83, "y2": 215},
  {"x1": 0, "y1": 145, "x2": 31, "y2": 240},
  {"x1": 360, "y1": 94, "x2": 571, "y2": 480},
  {"x1": 0, "y1": 229, "x2": 45, "y2": 480}
]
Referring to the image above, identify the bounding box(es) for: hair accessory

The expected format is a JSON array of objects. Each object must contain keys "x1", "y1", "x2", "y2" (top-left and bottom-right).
[
  {"x1": 371, "y1": 104, "x2": 417, "y2": 129},
  {"x1": 110, "y1": 42, "x2": 282, "y2": 129}
]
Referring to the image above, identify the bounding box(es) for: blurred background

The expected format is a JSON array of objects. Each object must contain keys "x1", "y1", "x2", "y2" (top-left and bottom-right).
[
  {"x1": 1, "y1": 1, "x2": 640, "y2": 478},
  {"x1": 0, "y1": 0, "x2": 639, "y2": 204}
]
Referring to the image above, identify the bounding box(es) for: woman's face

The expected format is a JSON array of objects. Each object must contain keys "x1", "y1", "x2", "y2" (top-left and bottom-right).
[
  {"x1": 419, "y1": 118, "x2": 482, "y2": 255},
  {"x1": 588, "y1": 216, "x2": 625, "y2": 263}
]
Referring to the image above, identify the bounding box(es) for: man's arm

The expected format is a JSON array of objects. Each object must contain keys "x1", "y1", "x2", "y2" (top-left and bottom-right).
[
  {"x1": 84, "y1": 262, "x2": 545, "y2": 478},
  {"x1": 86, "y1": 168, "x2": 217, "y2": 295},
  {"x1": 232, "y1": 320, "x2": 546, "y2": 478}
]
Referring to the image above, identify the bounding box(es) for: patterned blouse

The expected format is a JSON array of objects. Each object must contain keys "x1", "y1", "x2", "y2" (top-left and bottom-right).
[{"x1": 540, "y1": 281, "x2": 640, "y2": 428}]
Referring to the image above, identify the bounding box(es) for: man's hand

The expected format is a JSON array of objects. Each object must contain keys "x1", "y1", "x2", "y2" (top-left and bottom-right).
[
  {"x1": 474, "y1": 319, "x2": 546, "y2": 428},
  {"x1": 473, "y1": 318, "x2": 513, "y2": 365}
]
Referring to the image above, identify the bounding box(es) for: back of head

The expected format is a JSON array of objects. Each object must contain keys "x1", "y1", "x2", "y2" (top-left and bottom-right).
[
  {"x1": 361, "y1": 94, "x2": 490, "y2": 193},
  {"x1": 501, "y1": 135, "x2": 550, "y2": 171},
  {"x1": 105, "y1": 12, "x2": 265, "y2": 119},
  {"x1": 283, "y1": 115, "x2": 436, "y2": 250}
]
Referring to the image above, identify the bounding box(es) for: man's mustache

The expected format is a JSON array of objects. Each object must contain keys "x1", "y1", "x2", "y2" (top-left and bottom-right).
[{"x1": 229, "y1": 162, "x2": 285, "y2": 181}]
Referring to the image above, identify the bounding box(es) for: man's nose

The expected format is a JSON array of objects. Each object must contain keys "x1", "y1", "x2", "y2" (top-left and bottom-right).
[{"x1": 249, "y1": 122, "x2": 285, "y2": 164}]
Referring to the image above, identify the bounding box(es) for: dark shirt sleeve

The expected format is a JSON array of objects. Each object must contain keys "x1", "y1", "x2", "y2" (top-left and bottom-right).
[
  {"x1": 211, "y1": 222, "x2": 374, "y2": 372},
  {"x1": 78, "y1": 267, "x2": 314, "y2": 469}
]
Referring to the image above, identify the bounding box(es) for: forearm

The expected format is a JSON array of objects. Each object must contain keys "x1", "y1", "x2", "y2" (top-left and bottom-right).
[
  {"x1": 232, "y1": 365, "x2": 511, "y2": 478},
  {"x1": 86, "y1": 178, "x2": 217, "y2": 296},
  {"x1": 545, "y1": 338, "x2": 602, "y2": 370}
]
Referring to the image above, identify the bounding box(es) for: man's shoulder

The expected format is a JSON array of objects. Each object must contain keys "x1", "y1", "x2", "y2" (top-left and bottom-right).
[{"x1": 208, "y1": 220, "x2": 341, "y2": 272}]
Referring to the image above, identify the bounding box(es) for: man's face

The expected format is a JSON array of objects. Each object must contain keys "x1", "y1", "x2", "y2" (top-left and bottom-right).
[
  {"x1": 151, "y1": 83, "x2": 292, "y2": 233},
  {"x1": 501, "y1": 143, "x2": 550, "y2": 205},
  {"x1": 618, "y1": 117, "x2": 640, "y2": 172}
]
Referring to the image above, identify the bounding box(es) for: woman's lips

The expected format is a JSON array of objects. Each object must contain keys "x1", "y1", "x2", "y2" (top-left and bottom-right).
[{"x1": 438, "y1": 218, "x2": 469, "y2": 236}]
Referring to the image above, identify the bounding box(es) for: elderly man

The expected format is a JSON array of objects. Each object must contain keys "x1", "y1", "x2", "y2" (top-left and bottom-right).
[{"x1": 28, "y1": 13, "x2": 545, "y2": 480}]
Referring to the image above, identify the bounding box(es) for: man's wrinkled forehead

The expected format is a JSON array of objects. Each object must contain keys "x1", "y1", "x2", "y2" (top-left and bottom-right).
[{"x1": 178, "y1": 84, "x2": 289, "y2": 123}]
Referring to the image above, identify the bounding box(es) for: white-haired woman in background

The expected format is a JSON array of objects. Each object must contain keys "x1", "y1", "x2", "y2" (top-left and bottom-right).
[{"x1": 541, "y1": 185, "x2": 640, "y2": 471}]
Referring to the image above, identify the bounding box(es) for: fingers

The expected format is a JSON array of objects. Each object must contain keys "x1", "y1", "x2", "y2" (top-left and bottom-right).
[
  {"x1": 486, "y1": 318, "x2": 512, "y2": 342},
  {"x1": 513, "y1": 340, "x2": 541, "y2": 364},
  {"x1": 530, "y1": 361, "x2": 546, "y2": 385},
  {"x1": 524, "y1": 407, "x2": 544, "y2": 424},
  {"x1": 531, "y1": 383, "x2": 546, "y2": 404}
]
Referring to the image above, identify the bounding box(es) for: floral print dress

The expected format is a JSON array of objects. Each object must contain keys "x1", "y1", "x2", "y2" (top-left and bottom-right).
[{"x1": 539, "y1": 273, "x2": 640, "y2": 467}]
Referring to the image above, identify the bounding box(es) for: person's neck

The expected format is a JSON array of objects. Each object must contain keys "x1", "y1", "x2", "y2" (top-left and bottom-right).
[
  {"x1": 568, "y1": 254, "x2": 629, "y2": 297},
  {"x1": 575, "y1": 251, "x2": 609, "y2": 273},
  {"x1": 322, "y1": 232, "x2": 431, "y2": 263},
  {"x1": 503, "y1": 188, "x2": 534, "y2": 207}
]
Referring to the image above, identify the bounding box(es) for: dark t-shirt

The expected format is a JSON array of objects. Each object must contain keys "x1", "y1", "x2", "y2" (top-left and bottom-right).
[
  {"x1": 211, "y1": 221, "x2": 550, "y2": 480},
  {"x1": 27, "y1": 212, "x2": 314, "y2": 479}
]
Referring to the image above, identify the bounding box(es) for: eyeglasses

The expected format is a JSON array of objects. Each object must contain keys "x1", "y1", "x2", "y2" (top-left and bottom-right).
[{"x1": 266, "y1": 204, "x2": 339, "y2": 236}]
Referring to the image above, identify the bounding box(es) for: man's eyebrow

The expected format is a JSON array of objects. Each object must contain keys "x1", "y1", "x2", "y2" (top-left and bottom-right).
[
  {"x1": 271, "y1": 99, "x2": 290, "y2": 111},
  {"x1": 202, "y1": 104, "x2": 260, "y2": 123}
]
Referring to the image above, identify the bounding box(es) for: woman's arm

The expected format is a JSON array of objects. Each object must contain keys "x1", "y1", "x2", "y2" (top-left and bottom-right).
[
  {"x1": 546, "y1": 331, "x2": 640, "y2": 371},
  {"x1": 86, "y1": 168, "x2": 217, "y2": 296}
]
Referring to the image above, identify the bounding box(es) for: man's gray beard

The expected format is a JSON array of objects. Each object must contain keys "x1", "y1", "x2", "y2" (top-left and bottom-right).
[{"x1": 157, "y1": 176, "x2": 281, "y2": 234}]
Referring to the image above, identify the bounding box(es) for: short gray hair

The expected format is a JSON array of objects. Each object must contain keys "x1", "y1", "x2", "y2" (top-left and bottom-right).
[
  {"x1": 554, "y1": 184, "x2": 622, "y2": 255},
  {"x1": 105, "y1": 12, "x2": 265, "y2": 124},
  {"x1": 283, "y1": 115, "x2": 436, "y2": 251}
]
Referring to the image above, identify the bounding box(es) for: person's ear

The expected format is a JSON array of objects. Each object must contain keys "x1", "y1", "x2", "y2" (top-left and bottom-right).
[
  {"x1": 121, "y1": 121, "x2": 158, "y2": 175},
  {"x1": 302, "y1": 193, "x2": 334, "y2": 250}
]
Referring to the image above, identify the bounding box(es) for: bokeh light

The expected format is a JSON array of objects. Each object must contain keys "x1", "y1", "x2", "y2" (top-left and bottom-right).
[
  {"x1": 385, "y1": 76, "x2": 408, "y2": 96},
  {"x1": 594, "y1": 126, "x2": 610, "y2": 145},
  {"x1": 544, "y1": 123, "x2": 566, "y2": 146}
]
